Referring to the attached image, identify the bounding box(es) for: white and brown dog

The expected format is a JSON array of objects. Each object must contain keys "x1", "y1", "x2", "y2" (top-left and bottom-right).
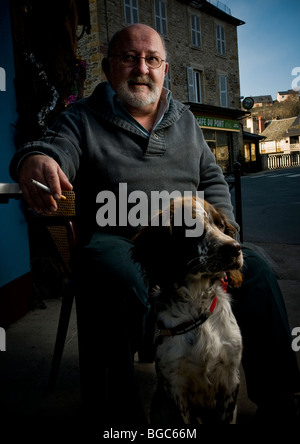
[{"x1": 133, "y1": 196, "x2": 243, "y2": 424}]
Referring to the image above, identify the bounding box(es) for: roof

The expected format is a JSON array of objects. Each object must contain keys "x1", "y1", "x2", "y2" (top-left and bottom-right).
[
  {"x1": 243, "y1": 130, "x2": 265, "y2": 141},
  {"x1": 179, "y1": 0, "x2": 245, "y2": 26},
  {"x1": 252, "y1": 95, "x2": 273, "y2": 103},
  {"x1": 277, "y1": 89, "x2": 299, "y2": 96},
  {"x1": 261, "y1": 116, "x2": 298, "y2": 141},
  {"x1": 286, "y1": 114, "x2": 300, "y2": 137}
]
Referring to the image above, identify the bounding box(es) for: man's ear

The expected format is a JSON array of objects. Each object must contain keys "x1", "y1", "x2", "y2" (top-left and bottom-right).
[
  {"x1": 102, "y1": 57, "x2": 111, "y2": 79},
  {"x1": 164, "y1": 62, "x2": 169, "y2": 77}
]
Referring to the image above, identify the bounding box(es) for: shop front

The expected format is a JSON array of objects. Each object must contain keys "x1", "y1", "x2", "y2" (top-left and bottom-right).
[
  {"x1": 188, "y1": 104, "x2": 245, "y2": 173},
  {"x1": 194, "y1": 114, "x2": 242, "y2": 173},
  {"x1": 243, "y1": 131, "x2": 265, "y2": 173}
]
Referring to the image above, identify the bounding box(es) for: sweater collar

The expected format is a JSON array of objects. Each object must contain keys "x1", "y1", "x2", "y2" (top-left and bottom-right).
[
  {"x1": 105, "y1": 82, "x2": 171, "y2": 136},
  {"x1": 87, "y1": 82, "x2": 189, "y2": 134}
]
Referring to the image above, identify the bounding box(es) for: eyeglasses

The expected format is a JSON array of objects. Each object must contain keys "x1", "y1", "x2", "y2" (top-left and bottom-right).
[{"x1": 110, "y1": 54, "x2": 165, "y2": 69}]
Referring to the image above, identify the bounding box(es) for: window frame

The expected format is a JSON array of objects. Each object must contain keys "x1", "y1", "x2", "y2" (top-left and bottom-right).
[
  {"x1": 219, "y1": 73, "x2": 228, "y2": 107},
  {"x1": 190, "y1": 13, "x2": 201, "y2": 48},
  {"x1": 124, "y1": 0, "x2": 139, "y2": 25},
  {"x1": 187, "y1": 67, "x2": 203, "y2": 104},
  {"x1": 154, "y1": 0, "x2": 168, "y2": 36},
  {"x1": 216, "y1": 24, "x2": 226, "y2": 55}
]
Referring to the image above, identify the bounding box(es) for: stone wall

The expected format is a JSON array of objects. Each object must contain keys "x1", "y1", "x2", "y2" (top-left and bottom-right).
[{"x1": 78, "y1": 0, "x2": 241, "y2": 109}]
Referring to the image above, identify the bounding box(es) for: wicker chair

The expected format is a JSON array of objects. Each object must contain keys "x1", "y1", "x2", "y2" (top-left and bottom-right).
[
  {"x1": 33, "y1": 189, "x2": 154, "y2": 391},
  {"x1": 32, "y1": 190, "x2": 79, "y2": 389}
]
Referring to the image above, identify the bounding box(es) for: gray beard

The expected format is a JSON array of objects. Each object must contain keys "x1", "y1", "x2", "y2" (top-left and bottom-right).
[{"x1": 116, "y1": 77, "x2": 160, "y2": 108}]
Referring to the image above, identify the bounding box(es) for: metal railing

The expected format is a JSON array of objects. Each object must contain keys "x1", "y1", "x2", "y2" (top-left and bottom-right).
[{"x1": 206, "y1": 0, "x2": 231, "y2": 15}]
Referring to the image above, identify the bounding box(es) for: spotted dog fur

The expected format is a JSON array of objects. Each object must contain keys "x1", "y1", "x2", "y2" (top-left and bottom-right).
[{"x1": 133, "y1": 196, "x2": 243, "y2": 424}]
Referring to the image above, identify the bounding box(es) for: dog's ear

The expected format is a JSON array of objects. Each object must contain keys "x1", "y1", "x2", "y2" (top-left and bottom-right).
[
  {"x1": 209, "y1": 203, "x2": 237, "y2": 239},
  {"x1": 223, "y1": 218, "x2": 237, "y2": 239},
  {"x1": 227, "y1": 269, "x2": 243, "y2": 288},
  {"x1": 132, "y1": 223, "x2": 173, "y2": 286}
]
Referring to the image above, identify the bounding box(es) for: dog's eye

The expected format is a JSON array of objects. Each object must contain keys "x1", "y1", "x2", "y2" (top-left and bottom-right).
[{"x1": 218, "y1": 221, "x2": 226, "y2": 232}]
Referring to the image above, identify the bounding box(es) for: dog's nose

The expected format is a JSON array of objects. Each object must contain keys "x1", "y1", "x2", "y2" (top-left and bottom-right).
[{"x1": 221, "y1": 241, "x2": 241, "y2": 257}]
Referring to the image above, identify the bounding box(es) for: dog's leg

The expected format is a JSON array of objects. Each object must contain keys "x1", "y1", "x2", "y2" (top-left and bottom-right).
[{"x1": 167, "y1": 386, "x2": 191, "y2": 424}]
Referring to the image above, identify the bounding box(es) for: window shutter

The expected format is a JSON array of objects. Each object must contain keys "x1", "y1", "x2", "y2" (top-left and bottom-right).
[
  {"x1": 219, "y1": 74, "x2": 228, "y2": 107},
  {"x1": 187, "y1": 67, "x2": 195, "y2": 102}
]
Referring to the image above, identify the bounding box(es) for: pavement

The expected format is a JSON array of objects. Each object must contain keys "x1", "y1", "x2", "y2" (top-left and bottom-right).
[{"x1": 0, "y1": 230, "x2": 300, "y2": 433}]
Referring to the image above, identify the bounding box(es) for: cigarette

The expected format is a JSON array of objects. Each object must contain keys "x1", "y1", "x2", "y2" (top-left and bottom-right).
[{"x1": 31, "y1": 179, "x2": 67, "y2": 200}]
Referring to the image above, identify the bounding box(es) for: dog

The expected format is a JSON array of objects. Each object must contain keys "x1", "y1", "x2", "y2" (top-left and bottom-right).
[{"x1": 132, "y1": 196, "x2": 243, "y2": 424}]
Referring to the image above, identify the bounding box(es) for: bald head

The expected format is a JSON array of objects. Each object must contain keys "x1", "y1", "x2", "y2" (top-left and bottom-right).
[{"x1": 107, "y1": 24, "x2": 167, "y2": 60}]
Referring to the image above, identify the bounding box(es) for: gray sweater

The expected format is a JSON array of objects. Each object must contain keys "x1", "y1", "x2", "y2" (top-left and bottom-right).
[{"x1": 10, "y1": 82, "x2": 237, "y2": 242}]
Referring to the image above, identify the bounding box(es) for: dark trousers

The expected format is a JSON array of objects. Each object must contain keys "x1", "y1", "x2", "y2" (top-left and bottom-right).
[
  {"x1": 74, "y1": 232, "x2": 150, "y2": 425},
  {"x1": 74, "y1": 233, "x2": 300, "y2": 424},
  {"x1": 232, "y1": 246, "x2": 300, "y2": 404}
]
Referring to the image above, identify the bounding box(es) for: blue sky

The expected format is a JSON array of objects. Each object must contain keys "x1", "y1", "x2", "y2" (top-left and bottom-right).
[{"x1": 223, "y1": 0, "x2": 300, "y2": 100}]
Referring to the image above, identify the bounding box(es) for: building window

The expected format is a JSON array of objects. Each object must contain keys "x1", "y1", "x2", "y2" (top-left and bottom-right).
[
  {"x1": 190, "y1": 14, "x2": 201, "y2": 47},
  {"x1": 164, "y1": 68, "x2": 171, "y2": 90},
  {"x1": 290, "y1": 135, "x2": 299, "y2": 145},
  {"x1": 124, "y1": 0, "x2": 139, "y2": 24},
  {"x1": 219, "y1": 74, "x2": 228, "y2": 107},
  {"x1": 216, "y1": 24, "x2": 225, "y2": 55},
  {"x1": 154, "y1": 0, "x2": 167, "y2": 35},
  {"x1": 244, "y1": 143, "x2": 256, "y2": 163},
  {"x1": 203, "y1": 130, "x2": 232, "y2": 172},
  {"x1": 187, "y1": 67, "x2": 202, "y2": 104}
]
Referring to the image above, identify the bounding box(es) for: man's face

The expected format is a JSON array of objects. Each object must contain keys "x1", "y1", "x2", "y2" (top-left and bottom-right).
[{"x1": 104, "y1": 25, "x2": 169, "y2": 112}]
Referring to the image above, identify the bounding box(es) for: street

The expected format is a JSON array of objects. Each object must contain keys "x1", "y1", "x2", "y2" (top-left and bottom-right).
[{"x1": 236, "y1": 167, "x2": 300, "y2": 244}]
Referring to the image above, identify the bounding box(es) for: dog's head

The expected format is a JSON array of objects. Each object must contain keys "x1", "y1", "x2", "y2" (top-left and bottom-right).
[{"x1": 132, "y1": 196, "x2": 243, "y2": 287}]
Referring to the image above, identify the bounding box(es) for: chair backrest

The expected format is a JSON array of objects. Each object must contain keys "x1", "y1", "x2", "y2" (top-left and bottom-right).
[{"x1": 36, "y1": 190, "x2": 77, "y2": 277}]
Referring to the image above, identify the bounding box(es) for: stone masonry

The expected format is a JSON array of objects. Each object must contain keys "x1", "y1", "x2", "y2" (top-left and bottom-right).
[{"x1": 78, "y1": 0, "x2": 242, "y2": 108}]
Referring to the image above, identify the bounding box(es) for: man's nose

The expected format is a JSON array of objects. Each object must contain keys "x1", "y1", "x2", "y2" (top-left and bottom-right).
[{"x1": 133, "y1": 57, "x2": 150, "y2": 75}]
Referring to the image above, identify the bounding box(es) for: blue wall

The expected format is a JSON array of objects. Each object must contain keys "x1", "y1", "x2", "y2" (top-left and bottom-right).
[{"x1": 0, "y1": 0, "x2": 30, "y2": 287}]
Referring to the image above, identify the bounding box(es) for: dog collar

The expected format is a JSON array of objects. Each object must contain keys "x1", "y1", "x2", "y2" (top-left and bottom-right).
[
  {"x1": 155, "y1": 294, "x2": 218, "y2": 339},
  {"x1": 155, "y1": 275, "x2": 229, "y2": 341}
]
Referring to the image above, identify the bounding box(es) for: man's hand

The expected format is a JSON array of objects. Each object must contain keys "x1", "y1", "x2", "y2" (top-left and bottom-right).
[{"x1": 18, "y1": 154, "x2": 73, "y2": 213}]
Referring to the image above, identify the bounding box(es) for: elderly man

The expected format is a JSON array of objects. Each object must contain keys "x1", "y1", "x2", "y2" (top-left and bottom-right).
[{"x1": 10, "y1": 24, "x2": 299, "y2": 425}]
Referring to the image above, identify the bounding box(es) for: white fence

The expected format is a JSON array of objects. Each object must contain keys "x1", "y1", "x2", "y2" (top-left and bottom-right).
[{"x1": 261, "y1": 152, "x2": 300, "y2": 170}]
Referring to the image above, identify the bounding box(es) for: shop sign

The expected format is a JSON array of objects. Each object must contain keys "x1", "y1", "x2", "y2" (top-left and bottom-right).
[{"x1": 195, "y1": 115, "x2": 240, "y2": 132}]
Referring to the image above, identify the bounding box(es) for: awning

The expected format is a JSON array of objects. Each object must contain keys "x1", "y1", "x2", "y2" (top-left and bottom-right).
[{"x1": 243, "y1": 130, "x2": 265, "y2": 141}]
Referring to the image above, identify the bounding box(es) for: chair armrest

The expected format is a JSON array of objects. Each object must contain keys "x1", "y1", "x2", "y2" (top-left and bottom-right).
[{"x1": 0, "y1": 183, "x2": 22, "y2": 203}]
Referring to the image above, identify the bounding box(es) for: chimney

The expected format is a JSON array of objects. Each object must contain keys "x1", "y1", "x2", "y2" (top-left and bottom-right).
[{"x1": 258, "y1": 115, "x2": 265, "y2": 133}]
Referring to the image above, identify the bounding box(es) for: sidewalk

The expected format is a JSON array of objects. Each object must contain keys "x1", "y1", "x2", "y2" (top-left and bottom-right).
[{"x1": 0, "y1": 241, "x2": 299, "y2": 428}]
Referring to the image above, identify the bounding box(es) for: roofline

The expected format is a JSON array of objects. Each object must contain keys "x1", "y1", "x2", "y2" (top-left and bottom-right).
[
  {"x1": 187, "y1": 102, "x2": 247, "y2": 120},
  {"x1": 277, "y1": 90, "x2": 299, "y2": 95},
  {"x1": 243, "y1": 130, "x2": 265, "y2": 140},
  {"x1": 178, "y1": 0, "x2": 245, "y2": 26}
]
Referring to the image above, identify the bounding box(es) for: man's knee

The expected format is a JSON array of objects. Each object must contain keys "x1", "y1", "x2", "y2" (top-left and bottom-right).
[{"x1": 77, "y1": 232, "x2": 147, "y2": 296}]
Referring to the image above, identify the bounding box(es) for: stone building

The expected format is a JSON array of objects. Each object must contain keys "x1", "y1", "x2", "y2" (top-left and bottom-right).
[{"x1": 78, "y1": 0, "x2": 246, "y2": 171}]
